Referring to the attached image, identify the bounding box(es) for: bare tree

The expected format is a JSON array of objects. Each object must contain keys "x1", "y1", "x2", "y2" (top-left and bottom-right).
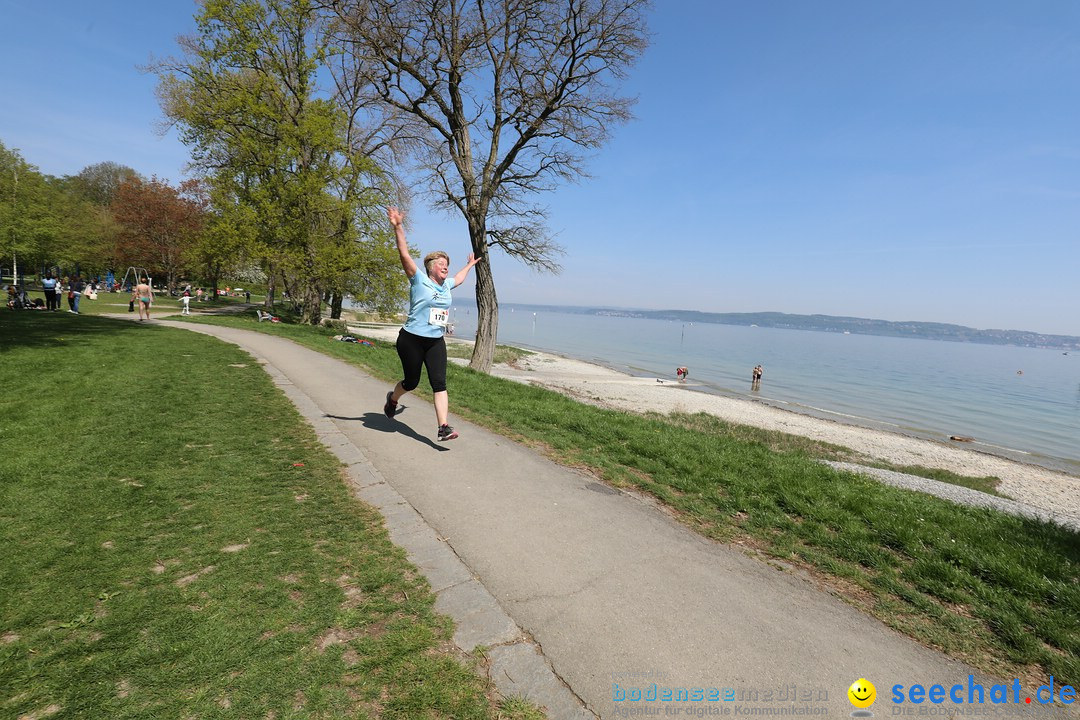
[{"x1": 325, "y1": 0, "x2": 650, "y2": 371}]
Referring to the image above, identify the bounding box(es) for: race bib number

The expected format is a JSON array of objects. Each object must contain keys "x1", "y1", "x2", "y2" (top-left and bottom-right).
[{"x1": 429, "y1": 308, "x2": 449, "y2": 327}]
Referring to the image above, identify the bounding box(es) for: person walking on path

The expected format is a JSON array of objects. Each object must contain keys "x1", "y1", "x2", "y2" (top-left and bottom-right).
[
  {"x1": 382, "y1": 206, "x2": 479, "y2": 441},
  {"x1": 133, "y1": 278, "x2": 154, "y2": 321}
]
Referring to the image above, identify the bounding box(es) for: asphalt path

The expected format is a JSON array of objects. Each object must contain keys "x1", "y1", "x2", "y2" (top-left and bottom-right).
[{"x1": 134, "y1": 316, "x2": 1071, "y2": 720}]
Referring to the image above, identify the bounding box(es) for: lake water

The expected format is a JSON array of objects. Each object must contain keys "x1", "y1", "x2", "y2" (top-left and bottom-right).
[{"x1": 443, "y1": 304, "x2": 1080, "y2": 475}]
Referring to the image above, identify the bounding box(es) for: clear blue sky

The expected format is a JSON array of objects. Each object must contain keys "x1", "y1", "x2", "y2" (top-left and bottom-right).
[{"x1": 3, "y1": 1, "x2": 1078, "y2": 335}]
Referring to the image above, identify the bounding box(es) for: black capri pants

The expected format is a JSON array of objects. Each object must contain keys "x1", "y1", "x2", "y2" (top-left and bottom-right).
[{"x1": 396, "y1": 328, "x2": 448, "y2": 393}]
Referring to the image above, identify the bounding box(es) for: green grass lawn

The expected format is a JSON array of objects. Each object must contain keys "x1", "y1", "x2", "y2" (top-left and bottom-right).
[
  {"x1": 0, "y1": 311, "x2": 544, "y2": 720},
  {"x1": 181, "y1": 311, "x2": 1080, "y2": 690}
]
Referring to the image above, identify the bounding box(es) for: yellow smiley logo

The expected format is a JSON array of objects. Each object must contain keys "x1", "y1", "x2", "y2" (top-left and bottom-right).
[{"x1": 848, "y1": 678, "x2": 876, "y2": 709}]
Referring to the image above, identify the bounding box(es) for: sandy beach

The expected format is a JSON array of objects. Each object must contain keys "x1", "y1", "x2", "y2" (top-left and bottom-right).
[{"x1": 350, "y1": 324, "x2": 1080, "y2": 529}]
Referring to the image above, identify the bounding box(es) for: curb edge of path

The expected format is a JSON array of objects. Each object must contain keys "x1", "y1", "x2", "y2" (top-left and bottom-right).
[{"x1": 255, "y1": 355, "x2": 597, "y2": 720}]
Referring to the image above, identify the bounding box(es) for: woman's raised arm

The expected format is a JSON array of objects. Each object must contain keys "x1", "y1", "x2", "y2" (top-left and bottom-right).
[
  {"x1": 452, "y1": 252, "x2": 479, "y2": 288},
  {"x1": 388, "y1": 206, "x2": 418, "y2": 278}
]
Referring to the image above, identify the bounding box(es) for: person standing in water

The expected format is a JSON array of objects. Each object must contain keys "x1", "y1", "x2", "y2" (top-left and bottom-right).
[{"x1": 382, "y1": 206, "x2": 479, "y2": 441}]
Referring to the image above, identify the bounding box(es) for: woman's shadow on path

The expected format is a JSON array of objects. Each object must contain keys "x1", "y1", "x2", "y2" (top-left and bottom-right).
[{"x1": 327, "y1": 408, "x2": 449, "y2": 451}]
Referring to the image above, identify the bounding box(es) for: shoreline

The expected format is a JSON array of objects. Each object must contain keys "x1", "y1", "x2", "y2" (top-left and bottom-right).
[
  {"x1": 349, "y1": 323, "x2": 1080, "y2": 529},
  {"x1": 511, "y1": 342, "x2": 1078, "y2": 474},
  {"x1": 635, "y1": 367, "x2": 1076, "y2": 477}
]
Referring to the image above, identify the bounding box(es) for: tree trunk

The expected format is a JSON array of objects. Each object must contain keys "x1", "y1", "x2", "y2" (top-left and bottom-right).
[
  {"x1": 301, "y1": 282, "x2": 322, "y2": 324},
  {"x1": 281, "y1": 272, "x2": 300, "y2": 311},
  {"x1": 330, "y1": 291, "x2": 343, "y2": 319},
  {"x1": 207, "y1": 266, "x2": 220, "y2": 299},
  {"x1": 470, "y1": 258, "x2": 498, "y2": 373}
]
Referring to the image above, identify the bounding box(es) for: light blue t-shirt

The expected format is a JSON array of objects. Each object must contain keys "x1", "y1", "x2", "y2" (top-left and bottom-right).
[{"x1": 402, "y1": 272, "x2": 455, "y2": 338}]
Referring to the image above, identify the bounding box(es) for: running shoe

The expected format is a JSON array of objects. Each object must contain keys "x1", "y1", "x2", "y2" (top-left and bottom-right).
[
  {"x1": 383, "y1": 391, "x2": 398, "y2": 419},
  {"x1": 437, "y1": 424, "x2": 459, "y2": 441}
]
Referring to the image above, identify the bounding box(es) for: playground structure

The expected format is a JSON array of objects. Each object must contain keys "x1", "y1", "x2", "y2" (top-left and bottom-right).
[{"x1": 119, "y1": 267, "x2": 153, "y2": 291}]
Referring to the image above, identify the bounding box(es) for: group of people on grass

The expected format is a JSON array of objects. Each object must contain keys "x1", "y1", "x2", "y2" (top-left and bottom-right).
[
  {"x1": 2, "y1": 274, "x2": 241, "y2": 321},
  {"x1": 4, "y1": 274, "x2": 163, "y2": 319},
  {"x1": 6, "y1": 275, "x2": 93, "y2": 313}
]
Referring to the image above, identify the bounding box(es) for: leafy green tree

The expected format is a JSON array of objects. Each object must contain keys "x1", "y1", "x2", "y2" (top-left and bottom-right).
[
  {"x1": 0, "y1": 148, "x2": 185, "y2": 285},
  {"x1": 45, "y1": 178, "x2": 105, "y2": 274},
  {"x1": 324, "y1": 0, "x2": 650, "y2": 371},
  {"x1": 315, "y1": 206, "x2": 404, "y2": 319},
  {"x1": 152, "y1": 0, "x2": 402, "y2": 324},
  {"x1": 185, "y1": 179, "x2": 254, "y2": 299},
  {"x1": 59, "y1": 163, "x2": 141, "y2": 276},
  {"x1": 0, "y1": 142, "x2": 55, "y2": 282}
]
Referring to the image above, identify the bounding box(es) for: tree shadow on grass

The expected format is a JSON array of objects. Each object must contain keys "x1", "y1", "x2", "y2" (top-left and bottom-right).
[{"x1": 0, "y1": 310, "x2": 159, "y2": 353}]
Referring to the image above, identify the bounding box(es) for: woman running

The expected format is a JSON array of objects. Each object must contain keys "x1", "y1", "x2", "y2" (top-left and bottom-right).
[{"x1": 383, "y1": 206, "x2": 479, "y2": 441}]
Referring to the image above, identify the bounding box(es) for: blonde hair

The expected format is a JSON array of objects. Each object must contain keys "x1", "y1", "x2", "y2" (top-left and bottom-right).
[{"x1": 423, "y1": 251, "x2": 449, "y2": 275}]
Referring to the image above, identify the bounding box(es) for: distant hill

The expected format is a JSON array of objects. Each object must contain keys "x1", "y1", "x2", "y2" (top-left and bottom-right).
[{"x1": 482, "y1": 302, "x2": 1080, "y2": 351}]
